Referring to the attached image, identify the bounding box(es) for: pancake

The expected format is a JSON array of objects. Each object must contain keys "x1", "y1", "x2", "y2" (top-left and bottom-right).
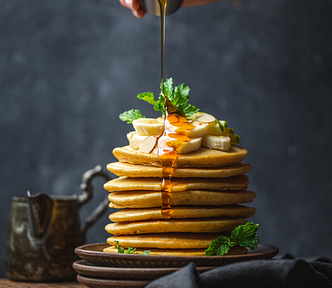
[
  {"x1": 105, "y1": 218, "x2": 247, "y2": 235},
  {"x1": 107, "y1": 162, "x2": 252, "y2": 178},
  {"x1": 109, "y1": 205, "x2": 256, "y2": 222},
  {"x1": 106, "y1": 233, "x2": 222, "y2": 249},
  {"x1": 108, "y1": 190, "x2": 256, "y2": 208},
  {"x1": 113, "y1": 145, "x2": 247, "y2": 168},
  {"x1": 104, "y1": 175, "x2": 249, "y2": 192},
  {"x1": 103, "y1": 245, "x2": 247, "y2": 256}
]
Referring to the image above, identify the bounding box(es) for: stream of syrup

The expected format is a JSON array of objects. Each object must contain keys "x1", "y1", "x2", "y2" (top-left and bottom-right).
[
  {"x1": 159, "y1": 0, "x2": 167, "y2": 92},
  {"x1": 156, "y1": 2, "x2": 194, "y2": 218}
]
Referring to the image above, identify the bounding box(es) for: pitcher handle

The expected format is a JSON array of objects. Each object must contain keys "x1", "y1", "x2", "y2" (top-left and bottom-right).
[{"x1": 79, "y1": 165, "x2": 112, "y2": 242}]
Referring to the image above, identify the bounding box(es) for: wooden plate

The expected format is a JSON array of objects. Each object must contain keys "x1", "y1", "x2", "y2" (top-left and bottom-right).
[
  {"x1": 75, "y1": 243, "x2": 278, "y2": 268},
  {"x1": 77, "y1": 274, "x2": 149, "y2": 288},
  {"x1": 73, "y1": 260, "x2": 214, "y2": 280}
]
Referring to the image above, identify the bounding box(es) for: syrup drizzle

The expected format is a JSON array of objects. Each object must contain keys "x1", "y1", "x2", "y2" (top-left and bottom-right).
[
  {"x1": 157, "y1": 0, "x2": 194, "y2": 219},
  {"x1": 159, "y1": 0, "x2": 167, "y2": 92}
]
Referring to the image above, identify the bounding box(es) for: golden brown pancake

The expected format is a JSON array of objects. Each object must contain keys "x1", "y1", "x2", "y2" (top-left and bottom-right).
[
  {"x1": 109, "y1": 205, "x2": 256, "y2": 222},
  {"x1": 107, "y1": 162, "x2": 252, "y2": 178},
  {"x1": 113, "y1": 145, "x2": 247, "y2": 168},
  {"x1": 103, "y1": 245, "x2": 247, "y2": 256},
  {"x1": 108, "y1": 190, "x2": 256, "y2": 208},
  {"x1": 105, "y1": 218, "x2": 247, "y2": 235},
  {"x1": 106, "y1": 233, "x2": 221, "y2": 249},
  {"x1": 104, "y1": 175, "x2": 249, "y2": 192}
]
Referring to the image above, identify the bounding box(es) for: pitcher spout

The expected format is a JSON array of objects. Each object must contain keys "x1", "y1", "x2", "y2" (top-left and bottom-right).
[{"x1": 27, "y1": 191, "x2": 53, "y2": 240}]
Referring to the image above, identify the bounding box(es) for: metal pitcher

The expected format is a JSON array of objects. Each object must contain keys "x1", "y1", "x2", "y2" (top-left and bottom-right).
[{"x1": 5, "y1": 165, "x2": 111, "y2": 282}]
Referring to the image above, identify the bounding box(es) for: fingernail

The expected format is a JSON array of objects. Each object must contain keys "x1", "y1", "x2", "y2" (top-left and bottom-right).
[{"x1": 125, "y1": 0, "x2": 133, "y2": 9}]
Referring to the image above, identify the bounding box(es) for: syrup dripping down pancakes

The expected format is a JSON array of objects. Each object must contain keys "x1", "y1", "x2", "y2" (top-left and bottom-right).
[{"x1": 103, "y1": 105, "x2": 256, "y2": 256}]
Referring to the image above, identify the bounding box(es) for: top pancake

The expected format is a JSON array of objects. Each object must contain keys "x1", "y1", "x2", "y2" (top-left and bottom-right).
[
  {"x1": 107, "y1": 162, "x2": 252, "y2": 178},
  {"x1": 113, "y1": 145, "x2": 247, "y2": 168}
]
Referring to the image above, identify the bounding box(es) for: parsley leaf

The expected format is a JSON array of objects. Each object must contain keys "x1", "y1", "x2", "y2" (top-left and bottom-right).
[
  {"x1": 205, "y1": 222, "x2": 259, "y2": 256},
  {"x1": 124, "y1": 247, "x2": 136, "y2": 254},
  {"x1": 114, "y1": 240, "x2": 150, "y2": 255},
  {"x1": 119, "y1": 109, "x2": 145, "y2": 124},
  {"x1": 114, "y1": 240, "x2": 125, "y2": 254}
]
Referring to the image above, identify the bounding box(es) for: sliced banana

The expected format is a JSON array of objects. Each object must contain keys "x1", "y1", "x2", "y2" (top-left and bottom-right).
[
  {"x1": 176, "y1": 137, "x2": 203, "y2": 154},
  {"x1": 132, "y1": 118, "x2": 164, "y2": 136},
  {"x1": 196, "y1": 113, "x2": 216, "y2": 123},
  {"x1": 202, "y1": 135, "x2": 231, "y2": 151},
  {"x1": 207, "y1": 121, "x2": 223, "y2": 135},
  {"x1": 185, "y1": 121, "x2": 209, "y2": 138},
  {"x1": 127, "y1": 131, "x2": 135, "y2": 142}
]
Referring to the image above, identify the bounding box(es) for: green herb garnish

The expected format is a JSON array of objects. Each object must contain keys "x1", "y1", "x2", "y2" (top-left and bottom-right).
[
  {"x1": 119, "y1": 109, "x2": 145, "y2": 124},
  {"x1": 114, "y1": 241, "x2": 150, "y2": 255},
  {"x1": 119, "y1": 78, "x2": 199, "y2": 124},
  {"x1": 205, "y1": 222, "x2": 259, "y2": 256}
]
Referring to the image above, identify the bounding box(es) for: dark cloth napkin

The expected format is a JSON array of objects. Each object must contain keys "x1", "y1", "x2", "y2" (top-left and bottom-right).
[{"x1": 146, "y1": 254, "x2": 332, "y2": 288}]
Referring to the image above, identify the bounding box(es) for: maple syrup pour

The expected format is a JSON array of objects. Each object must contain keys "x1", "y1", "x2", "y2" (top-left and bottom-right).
[
  {"x1": 159, "y1": 0, "x2": 167, "y2": 92},
  {"x1": 158, "y1": 95, "x2": 194, "y2": 219},
  {"x1": 157, "y1": 0, "x2": 195, "y2": 219}
]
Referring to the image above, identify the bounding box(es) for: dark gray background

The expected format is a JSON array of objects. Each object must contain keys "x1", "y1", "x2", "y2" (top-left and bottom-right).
[{"x1": 1, "y1": 0, "x2": 332, "y2": 278}]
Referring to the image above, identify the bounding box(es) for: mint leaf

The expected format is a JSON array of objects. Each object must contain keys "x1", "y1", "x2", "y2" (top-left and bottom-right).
[
  {"x1": 205, "y1": 236, "x2": 236, "y2": 256},
  {"x1": 162, "y1": 78, "x2": 174, "y2": 99},
  {"x1": 173, "y1": 83, "x2": 189, "y2": 106},
  {"x1": 180, "y1": 102, "x2": 199, "y2": 117},
  {"x1": 142, "y1": 250, "x2": 151, "y2": 255},
  {"x1": 137, "y1": 92, "x2": 156, "y2": 105},
  {"x1": 205, "y1": 222, "x2": 259, "y2": 256},
  {"x1": 154, "y1": 94, "x2": 166, "y2": 115},
  {"x1": 119, "y1": 78, "x2": 199, "y2": 120},
  {"x1": 157, "y1": 78, "x2": 199, "y2": 117},
  {"x1": 231, "y1": 222, "x2": 259, "y2": 250},
  {"x1": 119, "y1": 109, "x2": 145, "y2": 124}
]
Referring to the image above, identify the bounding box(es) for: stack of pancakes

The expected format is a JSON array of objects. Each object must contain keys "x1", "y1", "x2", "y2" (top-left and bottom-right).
[{"x1": 103, "y1": 144, "x2": 256, "y2": 256}]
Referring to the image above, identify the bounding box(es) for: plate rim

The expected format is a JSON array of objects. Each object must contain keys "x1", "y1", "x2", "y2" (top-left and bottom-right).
[{"x1": 75, "y1": 242, "x2": 279, "y2": 265}]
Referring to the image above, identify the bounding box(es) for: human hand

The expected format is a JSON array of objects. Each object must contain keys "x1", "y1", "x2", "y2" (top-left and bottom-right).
[
  {"x1": 119, "y1": 0, "x2": 221, "y2": 18},
  {"x1": 119, "y1": 0, "x2": 146, "y2": 18}
]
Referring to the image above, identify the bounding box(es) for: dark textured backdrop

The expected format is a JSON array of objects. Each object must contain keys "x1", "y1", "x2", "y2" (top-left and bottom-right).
[{"x1": 1, "y1": 0, "x2": 332, "y2": 278}]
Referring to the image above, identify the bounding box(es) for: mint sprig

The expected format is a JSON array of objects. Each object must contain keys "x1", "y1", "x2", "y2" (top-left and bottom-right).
[
  {"x1": 114, "y1": 240, "x2": 150, "y2": 255},
  {"x1": 119, "y1": 78, "x2": 199, "y2": 124},
  {"x1": 205, "y1": 222, "x2": 259, "y2": 256},
  {"x1": 153, "y1": 78, "x2": 199, "y2": 117},
  {"x1": 119, "y1": 109, "x2": 145, "y2": 124}
]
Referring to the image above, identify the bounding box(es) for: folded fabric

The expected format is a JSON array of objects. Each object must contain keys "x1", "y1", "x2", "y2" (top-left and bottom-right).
[{"x1": 146, "y1": 254, "x2": 332, "y2": 288}]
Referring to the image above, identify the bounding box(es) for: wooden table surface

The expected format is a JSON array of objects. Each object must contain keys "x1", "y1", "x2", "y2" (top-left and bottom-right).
[{"x1": 0, "y1": 279, "x2": 84, "y2": 287}]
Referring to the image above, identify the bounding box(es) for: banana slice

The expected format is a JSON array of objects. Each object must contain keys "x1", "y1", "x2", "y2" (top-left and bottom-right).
[
  {"x1": 196, "y1": 113, "x2": 216, "y2": 123},
  {"x1": 177, "y1": 137, "x2": 203, "y2": 154},
  {"x1": 185, "y1": 121, "x2": 209, "y2": 138},
  {"x1": 132, "y1": 118, "x2": 164, "y2": 136},
  {"x1": 127, "y1": 131, "x2": 135, "y2": 142},
  {"x1": 202, "y1": 135, "x2": 231, "y2": 151}
]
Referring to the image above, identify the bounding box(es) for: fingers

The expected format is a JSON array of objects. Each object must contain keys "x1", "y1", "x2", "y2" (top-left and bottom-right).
[{"x1": 119, "y1": 0, "x2": 146, "y2": 18}]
